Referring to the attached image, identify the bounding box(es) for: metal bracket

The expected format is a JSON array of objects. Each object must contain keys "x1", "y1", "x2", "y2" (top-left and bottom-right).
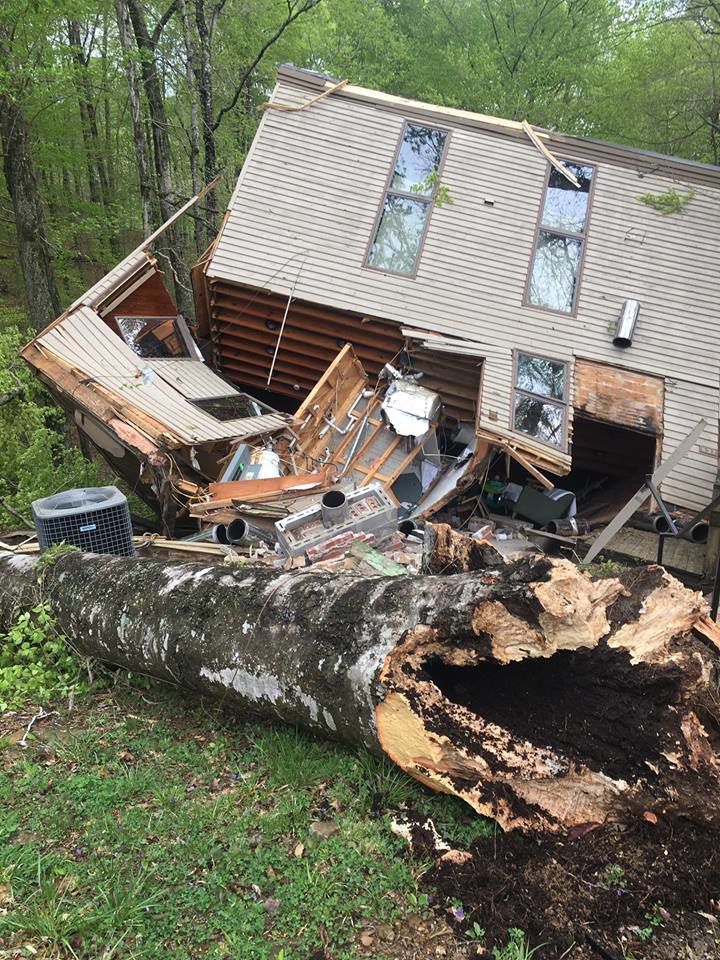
[{"x1": 645, "y1": 476, "x2": 677, "y2": 535}]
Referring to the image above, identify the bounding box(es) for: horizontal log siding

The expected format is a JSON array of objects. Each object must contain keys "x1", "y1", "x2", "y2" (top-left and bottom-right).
[{"x1": 207, "y1": 76, "x2": 720, "y2": 510}]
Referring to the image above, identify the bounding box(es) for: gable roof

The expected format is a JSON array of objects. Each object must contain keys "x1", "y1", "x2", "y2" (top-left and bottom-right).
[{"x1": 276, "y1": 64, "x2": 720, "y2": 188}]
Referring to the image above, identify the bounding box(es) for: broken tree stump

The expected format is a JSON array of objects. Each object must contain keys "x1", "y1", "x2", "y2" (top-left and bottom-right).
[
  {"x1": 1, "y1": 552, "x2": 719, "y2": 832},
  {"x1": 422, "y1": 522, "x2": 506, "y2": 574}
]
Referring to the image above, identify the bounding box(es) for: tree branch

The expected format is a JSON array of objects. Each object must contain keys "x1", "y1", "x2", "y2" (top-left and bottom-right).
[
  {"x1": 212, "y1": 0, "x2": 321, "y2": 131},
  {"x1": 152, "y1": 0, "x2": 182, "y2": 46}
]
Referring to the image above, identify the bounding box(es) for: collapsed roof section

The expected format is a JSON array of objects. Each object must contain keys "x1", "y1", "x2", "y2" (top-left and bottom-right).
[
  {"x1": 20, "y1": 183, "x2": 294, "y2": 527},
  {"x1": 26, "y1": 306, "x2": 288, "y2": 449}
]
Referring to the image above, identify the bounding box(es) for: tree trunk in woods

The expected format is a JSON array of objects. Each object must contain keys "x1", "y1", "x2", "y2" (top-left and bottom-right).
[
  {"x1": 193, "y1": 0, "x2": 218, "y2": 243},
  {"x1": 101, "y1": 13, "x2": 115, "y2": 196},
  {"x1": 125, "y1": 0, "x2": 194, "y2": 318},
  {"x1": 67, "y1": 20, "x2": 109, "y2": 209},
  {"x1": 115, "y1": 0, "x2": 153, "y2": 236},
  {"x1": 2, "y1": 552, "x2": 720, "y2": 833},
  {"x1": 0, "y1": 85, "x2": 62, "y2": 331},
  {"x1": 179, "y1": 0, "x2": 205, "y2": 254}
]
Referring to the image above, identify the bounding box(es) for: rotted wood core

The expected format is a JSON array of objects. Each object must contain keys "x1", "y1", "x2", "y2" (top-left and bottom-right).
[{"x1": 376, "y1": 563, "x2": 720, "y2": 831}]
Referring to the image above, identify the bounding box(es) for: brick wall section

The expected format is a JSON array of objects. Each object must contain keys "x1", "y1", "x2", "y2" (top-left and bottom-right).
[{"x1": 574, "y1": 358, "x2": 664, "y2": 436}]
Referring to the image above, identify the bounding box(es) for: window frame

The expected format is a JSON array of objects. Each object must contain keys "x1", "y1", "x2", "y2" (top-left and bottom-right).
[
  {"x1": 363, "y1": 119, "x2": 451, "y2": 279},
  {"x1": 510, "y1": 349, "x2": 570, "y2": 452},
  {"x1": 523, "y1": 158, "x2": 597, "y2": 318}
]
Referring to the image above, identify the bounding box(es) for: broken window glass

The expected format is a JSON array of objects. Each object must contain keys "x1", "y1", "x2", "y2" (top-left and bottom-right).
[
  {"x1": 513, "y1": 352, "x2": 567, "y2": 448},
  {"x1": 541, "y1": 164, "x2": 593, "y2": 234},
  {"x1": 194, "y1": 394, "x2": 268, "y2": 421},
  {"x1": 117, "y1": 316, "x2": 190, "y2": 359},
  {"x1": 367, "y1": 122, "x2": 448, "y2": 275},
  {"x1": 526, "y1": 161, "x2": 594, "y2": 314}
]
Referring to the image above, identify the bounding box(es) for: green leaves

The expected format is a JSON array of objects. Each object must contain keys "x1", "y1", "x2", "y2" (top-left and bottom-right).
[
  {"x1": 637, "y1": 188, "x2": 696, "y2": 215},
  {"x1": 0, "y1": 319, "x2": 103, "y2": 526},
  {"x1": 0, "y1": 602, "x2": 85, "y2": 711}
]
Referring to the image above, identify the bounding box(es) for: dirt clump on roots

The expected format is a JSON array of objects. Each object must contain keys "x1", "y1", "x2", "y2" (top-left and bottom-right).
[{"x1": 423, "y1": 816, "x2": 720, "y2": 959}]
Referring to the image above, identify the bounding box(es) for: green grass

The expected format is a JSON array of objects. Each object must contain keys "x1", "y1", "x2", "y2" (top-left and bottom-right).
[{"x1": 0, "y1": 683, "x2": 494, "y2": 959}]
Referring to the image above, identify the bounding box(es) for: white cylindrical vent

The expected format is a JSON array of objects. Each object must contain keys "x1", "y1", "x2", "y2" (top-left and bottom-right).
[
  {"x1": 320, "y1": 489, "x2": 349, "y2": 528},
  {"x1": 613, "y1": 299, "x2": 640, "y2": 348}
]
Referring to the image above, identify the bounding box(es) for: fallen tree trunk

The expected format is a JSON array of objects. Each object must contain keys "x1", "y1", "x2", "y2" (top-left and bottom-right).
[{"x1": 1, "y1": 552, "x2": 719, "y2": 832}]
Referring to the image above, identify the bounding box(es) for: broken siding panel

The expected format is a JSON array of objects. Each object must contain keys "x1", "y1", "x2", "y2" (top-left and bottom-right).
[
  {"x1": 661, "y1": 382, "x2": 719, "y2": 510},
  {"x1": 69, "y1": 250, "x2": 153, "y2": 314},
  {"x1": 146, "y1": 358, "x2": 236, "y2": 400},
  {"x1": 39, "y1": 308, "x2": 287, "y2": 445}
]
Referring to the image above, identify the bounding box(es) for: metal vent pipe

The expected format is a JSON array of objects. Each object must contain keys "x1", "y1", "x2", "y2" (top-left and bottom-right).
[
  {"x1": 321, "y1": 489, "x2": 349, "y2": 527},
  {"x1": 613, "y1": 299, "x2": 640, "y2": 348}
]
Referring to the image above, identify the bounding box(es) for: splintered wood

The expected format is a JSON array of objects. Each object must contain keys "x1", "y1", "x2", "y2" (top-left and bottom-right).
[
  {"x1": 376, "y1": 561, "x2": 720, "y2": 831},
  {"x1": 291, "y1": 344, "x2": 424, "y2": 498}
]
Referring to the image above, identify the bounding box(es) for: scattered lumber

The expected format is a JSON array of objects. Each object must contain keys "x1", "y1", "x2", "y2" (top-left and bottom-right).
[{"x1": 1, "y1": 552, "x2": 719, "y2": 832}]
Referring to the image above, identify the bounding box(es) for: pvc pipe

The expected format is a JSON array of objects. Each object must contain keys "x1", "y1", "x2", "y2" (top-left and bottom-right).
[
  {"x1": 399, "y1": 519, "x2": 420, "y2": 536},
  {"x1": 688, "y1": 520, "x2": 709, "y2": 544},
  {"x1": 226, "y1": 519, "x2": 250, "y2": 544},
  {"x1": 211, "y1": 524, "x2": 229, "y2": 544},
  {"x1": 321, "y1": 490, "x2": 349, "y2": 528},
  {"x1": 546, "y1": 518, "x2": 591, "y2": 536},
  {"x1": 653, "y1": 515, "x2": 672, "y2": 534},
  {"x1": 225, "y1": 518, "x2": 277, "y2": 545}
]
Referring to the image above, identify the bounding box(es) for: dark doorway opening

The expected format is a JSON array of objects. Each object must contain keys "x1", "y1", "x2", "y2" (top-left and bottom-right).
[{"x1": 565, "y1": 416, "x2": 657, "y2": 520}]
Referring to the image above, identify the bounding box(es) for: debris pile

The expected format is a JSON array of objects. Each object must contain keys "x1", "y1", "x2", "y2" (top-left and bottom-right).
[{"x1": 183, "y1": 344, "x2": 583, "y2": 574}]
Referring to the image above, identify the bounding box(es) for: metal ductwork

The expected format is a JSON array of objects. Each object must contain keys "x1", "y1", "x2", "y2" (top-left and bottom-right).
[
  {"x1": 613, "y1": 299, "x2": 640, "y2": 348},
  {"x1": 211, "y1": 519, "x2": 276, "y2": 545}
]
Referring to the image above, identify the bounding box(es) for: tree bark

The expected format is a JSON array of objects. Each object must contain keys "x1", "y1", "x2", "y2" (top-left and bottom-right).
[
  {"x1": 0, "y1": 85, "x2": 62, "y2": 331},
  {"x1": 125, "y1": 0, "x2": 194, "y2": 318},
  {"x1": 115, "y1": 0, "x2": 153, "y2": 236},
  {"x1": 1, "y1": 553, "x2": 719, "y2": 833}
]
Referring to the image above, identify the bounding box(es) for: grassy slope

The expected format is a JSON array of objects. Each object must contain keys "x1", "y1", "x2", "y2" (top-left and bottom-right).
[{"x1": 0, "y1": 683, "x2": 493, "y2": 960}]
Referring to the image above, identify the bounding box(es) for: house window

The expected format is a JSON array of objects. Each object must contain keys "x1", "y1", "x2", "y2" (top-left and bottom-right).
[
  {"x1": 512, "y1": 352, "x2": 568, "y2": 448},
  {"x1": 366, "y1": 122, "x2": 448, "y2": 275},
  {"x1": 116, "y1": 315, "x2": 198, "y2": 359},
  {"x1": 526, "y1": 162, "x2": 594, "y2": 314}
]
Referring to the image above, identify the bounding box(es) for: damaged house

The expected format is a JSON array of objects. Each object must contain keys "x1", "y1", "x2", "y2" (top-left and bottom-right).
[{"x1": 19, "y1": 66, "x2": 720, "y2": 567}]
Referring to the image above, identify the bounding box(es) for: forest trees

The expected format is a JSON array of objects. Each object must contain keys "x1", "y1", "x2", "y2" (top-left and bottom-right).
[
  {"x1": 1, "y1": 0, "x2": 720, "y2": 327},
  {"x1": 0, "y1": 17, "x2": 62, "y2": 332}
]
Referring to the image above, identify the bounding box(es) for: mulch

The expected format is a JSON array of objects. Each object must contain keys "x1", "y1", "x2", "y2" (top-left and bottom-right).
[{"x1": 421, "y1": 815, "x2": 720, "y2": 959}]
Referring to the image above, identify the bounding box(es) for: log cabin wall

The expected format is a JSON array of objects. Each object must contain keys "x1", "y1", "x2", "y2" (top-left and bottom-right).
[
  {"x1": 103, "y1": 272, "x2": 178, "y2": 336},
  {"x1": 208, "y1": 279, "x2": 481, "y2": 422},
  {"x1": 209, "y1": 279, "x2": 403, "y2": 397}
]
